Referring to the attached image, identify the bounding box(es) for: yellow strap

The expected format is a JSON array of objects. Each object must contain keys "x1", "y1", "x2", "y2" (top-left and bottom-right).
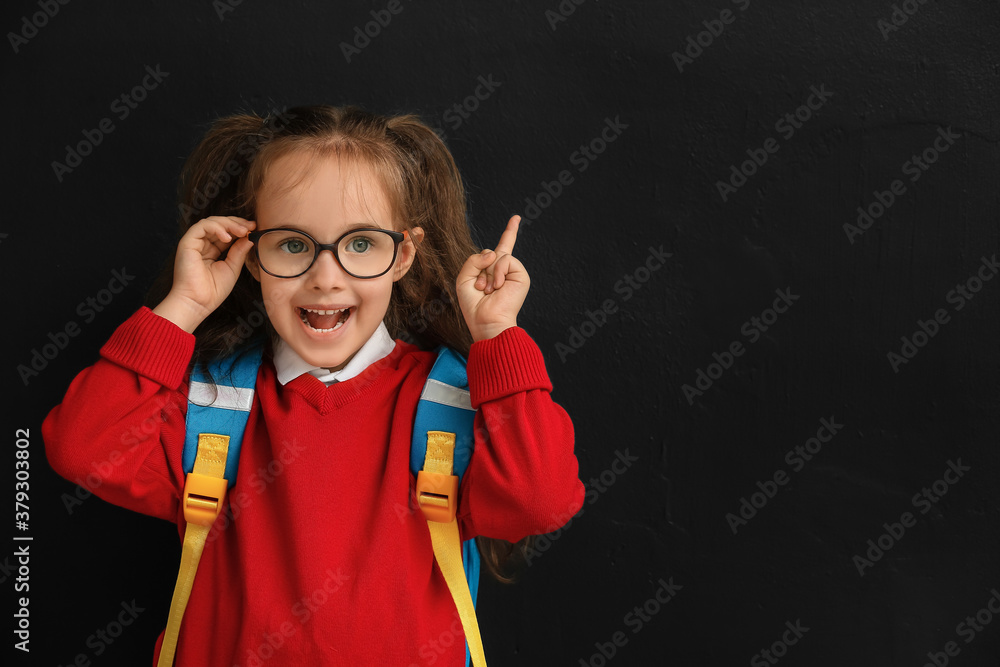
[
  {"x1": 158, "y1": 431, "x2": 485, "y2": 665},
  {"x1": 157, "y1": 434, "x2": 230, "y2": 667},
  {"x1": 423, "y1": 431, "x2": 488, "y2": 667},
  {"x1": 424, "y1": 431, "x2": 457, "y2": 476}
]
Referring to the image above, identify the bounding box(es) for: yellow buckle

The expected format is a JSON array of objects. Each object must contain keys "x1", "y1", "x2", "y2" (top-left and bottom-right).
[
  {"x1": 416, "y1": 471, "x2": 459, "y2": 523},
  {"x1": 183, "y1": 472, "x2": 227, "y2": 526}
]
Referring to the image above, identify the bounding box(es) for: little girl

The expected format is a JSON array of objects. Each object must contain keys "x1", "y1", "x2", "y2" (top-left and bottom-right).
[{"x1": 43, "y1": 105, "x2": 585, "y2": 665}]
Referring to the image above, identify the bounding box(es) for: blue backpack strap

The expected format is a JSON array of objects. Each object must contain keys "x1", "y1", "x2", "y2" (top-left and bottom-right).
[
  {"x1": 411, "y1": 346, "x2": 481, "y2": 666},
  {"x1": 183, "y1": 343, "x2": 264, "y2": 487}
]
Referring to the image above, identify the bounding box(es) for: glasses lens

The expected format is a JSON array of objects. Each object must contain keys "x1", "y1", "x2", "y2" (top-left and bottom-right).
[
  {"x1": 337, "y1": 230, "x2": 397, "y2": 277},
  {"x1": 257, "y1": 230, "x2": 315, "y2": 277}
]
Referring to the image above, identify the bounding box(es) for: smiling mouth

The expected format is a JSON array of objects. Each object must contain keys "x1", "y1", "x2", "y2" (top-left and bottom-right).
[{"x1": 297, "y1": 307, "x2": 351, "y2": 332}]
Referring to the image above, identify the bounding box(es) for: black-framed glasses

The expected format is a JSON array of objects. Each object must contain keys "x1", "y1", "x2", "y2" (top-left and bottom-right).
[{"x1": 248, "y1": 227, "x2": 407, "y2": 279}]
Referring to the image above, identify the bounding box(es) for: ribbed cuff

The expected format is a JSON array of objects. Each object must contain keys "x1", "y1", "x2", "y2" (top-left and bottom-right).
[
  {"x1": 100, "y1": 307, "x2": 196, "y2": 390},
  {"x1": 467, "y1": 326, "x2": 553, "y2": 408}
]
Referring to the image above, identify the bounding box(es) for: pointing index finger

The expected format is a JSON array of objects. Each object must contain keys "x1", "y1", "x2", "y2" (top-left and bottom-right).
[{"x1": 493, "y1": 215, "x2": 521, "y2": 256}]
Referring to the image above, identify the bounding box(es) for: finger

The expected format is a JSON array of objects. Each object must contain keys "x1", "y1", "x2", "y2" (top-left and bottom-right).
[
  {"x1": 483, "y1": 254, "x2": 510, "y2": 295},
  {"x1": 479, "y1": 250, "x2": 501, "y2": 292},
  {"x1": 203, "y1": 226, "x2": 235, "y2": 257},
  {"x1": 474, "y1": 251, "x2": 495, "y2": 289},
  {"x1": 202, "y1": 217, "x2": 255, "y2": 241},
  {"x1": 218, "y1": 217, "x2": 255, "y2": 239},
  {"x1": 224, "y1": 236, "x2": 255, "y2": 273},
  {"x1": 224, "y1": 217, "x2": 256, "y2": 235},
  {"x1": 223, "y1": 215, "x2": 255, "y2": 228},
  {"x1": 192, "y1": 219, "x2": 232, "y2": 245},
  {"x1": 493, "y1": 215, "x2": 521, "y2": 256},
  {"x1": 204, "y1": 218, "x2": 255, "y2": 250},
  {"x1": 489, "y1": 253, "x2": 513, "y2": 292},
  {"x1": 205, "y1": 215, "x2": 254, "y2": 228},
  {"x1": 459, "y1": 249, "x2": 496, "y2": 287},
  {"x1": 179, "y1": 225, "x2": 222, "y2": 261}
]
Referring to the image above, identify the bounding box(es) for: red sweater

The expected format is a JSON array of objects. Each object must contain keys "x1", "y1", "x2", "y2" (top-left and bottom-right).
[{"x1": 43, "y1": 307, "x2": 585, "y2": 666}]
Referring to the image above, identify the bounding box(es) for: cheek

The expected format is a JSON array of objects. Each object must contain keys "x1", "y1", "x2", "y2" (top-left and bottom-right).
[
  {"x1": 361, "y1": 281, "x2": 393, "y2": 306},
  {"x1": 259, "y1": 278, "x2": 294, "y2": 313}
]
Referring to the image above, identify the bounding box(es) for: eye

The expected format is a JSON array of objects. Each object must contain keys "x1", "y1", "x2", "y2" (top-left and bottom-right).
[
  {"x1": 278, "y1": 238, "x2": 309, "y2": 254},
  {"x1": 345, "y1": 236, "x2": 374, "y2": 254}
]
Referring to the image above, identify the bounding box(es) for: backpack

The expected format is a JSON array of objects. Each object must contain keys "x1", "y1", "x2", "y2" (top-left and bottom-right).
[{"x1": 156, "y1": 343, "x2": 487, "y2": 667}]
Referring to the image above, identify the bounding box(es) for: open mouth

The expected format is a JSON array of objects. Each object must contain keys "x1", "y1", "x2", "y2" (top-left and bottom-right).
[{"x1": 297, "y1": 307, "x2": 352, "y2": 333}]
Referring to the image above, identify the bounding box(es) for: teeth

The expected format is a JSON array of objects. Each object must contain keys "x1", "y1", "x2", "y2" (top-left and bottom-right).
[
  {"x1": 302, "y1": 307, "x2": 346, "y2": 315},
  {"x1": 297, "y1": 306, "x2": 350, "y2": 332}
]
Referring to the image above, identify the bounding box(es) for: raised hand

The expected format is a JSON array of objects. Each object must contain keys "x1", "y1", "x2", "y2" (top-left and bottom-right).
[
  {"x1": 456, "y1": 215, "x2": 530, "y2": 342},
  {"x1": 153, "y1": 216, "x2": 256, "y2": 333}
]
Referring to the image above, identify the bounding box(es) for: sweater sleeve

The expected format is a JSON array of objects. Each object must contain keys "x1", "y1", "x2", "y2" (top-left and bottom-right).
[
  {"x1": 457, "y1": 326, "x2": 585, "y2": 543},
  {"x1": 42, "y1": 307, "x2": 195, "y2": 522}
]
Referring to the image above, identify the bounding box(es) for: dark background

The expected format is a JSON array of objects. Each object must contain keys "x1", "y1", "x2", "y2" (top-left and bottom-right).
[{"x1": 4, "y1": 1, "x2": 1000, "y2": 665}]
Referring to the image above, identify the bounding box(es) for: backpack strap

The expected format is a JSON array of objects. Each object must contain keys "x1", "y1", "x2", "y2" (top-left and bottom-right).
[
  {"x1": 158, "y1": 345, "x2": 263, "y2": 667},
  {"x1": 411, "y1": 347, "x2": 485, "y2": 667},
  {"x1": 160, "y1": 344, "x2": 483, "y2": 664},
  {"x1": 183, "y1": 345, "x2": 264, "y2": 486}
]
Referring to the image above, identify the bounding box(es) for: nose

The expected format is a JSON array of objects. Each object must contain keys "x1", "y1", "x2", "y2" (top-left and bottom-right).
[{"x1": 305, "y1": 248, "x2": 349, "y2": 290}]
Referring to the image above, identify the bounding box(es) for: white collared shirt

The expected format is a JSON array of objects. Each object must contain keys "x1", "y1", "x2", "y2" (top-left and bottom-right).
[{"x1": 272, "y1": 322, "x2": 397, "y2": 386}]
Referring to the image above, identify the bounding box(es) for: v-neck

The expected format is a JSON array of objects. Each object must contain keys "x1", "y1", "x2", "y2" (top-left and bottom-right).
[{"x1": 280, "y1": 343, "x2": 403, "y2": 414}]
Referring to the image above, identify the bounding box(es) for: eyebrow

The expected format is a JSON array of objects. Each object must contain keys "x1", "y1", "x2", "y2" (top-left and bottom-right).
[{"x1": 269, "y1": 221, "x2": 388, "y2": 235}]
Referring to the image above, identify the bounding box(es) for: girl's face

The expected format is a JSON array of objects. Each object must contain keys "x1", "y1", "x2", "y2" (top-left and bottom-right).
[{"x1": 248, "y1": 151, "x2": 421, "y2": 372}]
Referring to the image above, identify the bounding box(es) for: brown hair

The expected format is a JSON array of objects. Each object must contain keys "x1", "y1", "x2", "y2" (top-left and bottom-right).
[{"x1": 146, "y1": 105, "x2": 527, "y2": 582}]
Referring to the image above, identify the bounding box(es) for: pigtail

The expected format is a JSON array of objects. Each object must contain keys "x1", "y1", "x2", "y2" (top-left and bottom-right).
[
  {"x1": 382, "y1": 115, "x2": 533, "y2": 584},
  {"x1": 145, "y1": 112, "x2": 277, "y2": 366},
  {"x1": 382, "y1": 115, "x2": 479, "y2": 357}
]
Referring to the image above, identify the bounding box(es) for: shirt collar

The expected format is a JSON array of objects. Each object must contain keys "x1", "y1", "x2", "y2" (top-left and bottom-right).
[{"x1": 273, "y1": 321, "x2": 396, "y2": 386}]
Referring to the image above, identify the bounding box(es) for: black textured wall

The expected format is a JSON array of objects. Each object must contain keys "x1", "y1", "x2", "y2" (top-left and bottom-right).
[{"x1": 4, "y1": 1, "x2": 999, "y2": 665}]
